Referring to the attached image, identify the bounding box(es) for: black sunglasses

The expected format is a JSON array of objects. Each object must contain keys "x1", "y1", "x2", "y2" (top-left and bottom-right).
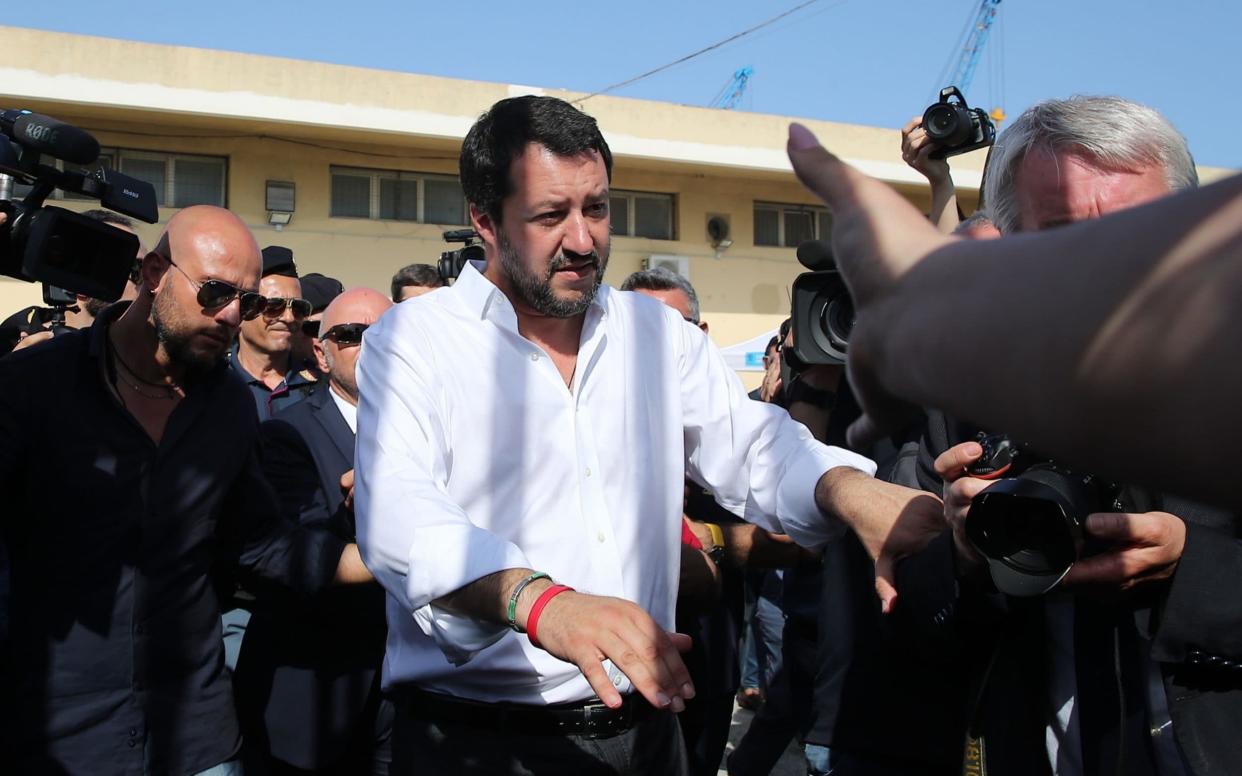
[
  {"x1": 320, "y1": 322, "x2": 370, "y2": 346},
  {"x1": 261, "y1": 297, "x2": 313, "y2": 320},
  {"x1": 163, "y1": 254, "x2": 265, "y2": 320}
]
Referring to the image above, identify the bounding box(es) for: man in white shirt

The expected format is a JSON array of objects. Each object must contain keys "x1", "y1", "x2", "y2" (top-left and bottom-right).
[{"x1": 354, "y1": 95, "x2": 944, "y2": 775}]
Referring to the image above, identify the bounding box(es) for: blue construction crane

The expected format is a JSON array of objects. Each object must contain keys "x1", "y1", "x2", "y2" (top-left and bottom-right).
[
  {"x1": 708, "y1": 66, "x2": 754, "y2": 110},
  {"x1": 935, "y1": 0, "x2": 1005, "y2": 122}
]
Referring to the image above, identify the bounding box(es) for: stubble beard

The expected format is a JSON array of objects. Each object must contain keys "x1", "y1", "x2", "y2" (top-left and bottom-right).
[
  {"x1": 496, "y1": 228, "x2": 608, "y2": 318},
  {"x1": 151, "y1": 285, "x2": 229, "y2": 375}
]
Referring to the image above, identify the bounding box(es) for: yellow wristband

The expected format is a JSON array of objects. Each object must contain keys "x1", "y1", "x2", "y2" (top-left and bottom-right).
[{"x1": 704, "y1": 522, "x2": 725, "y2": 550}]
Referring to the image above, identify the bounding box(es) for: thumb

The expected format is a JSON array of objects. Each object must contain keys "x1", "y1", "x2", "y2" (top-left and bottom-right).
[
  {"x1": 874, "y1": 557, "x2": 898, "y2": 614},
  {"x1": 787, "y1": 123, "x2": 863, "y2": 212}
]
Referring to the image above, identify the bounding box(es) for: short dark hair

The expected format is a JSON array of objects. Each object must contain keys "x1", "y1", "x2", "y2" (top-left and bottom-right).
[
  {"x1": 390, "y1": 263, "x2": 445, "y2": 301},
  {"x1": 619, "y1": 267, "x2": 701, "y2": 324},
  {"x1": 460, "y1": 96, "x2": 613, "y2": 225},
  {"x1": 80, "y1": 208, "x2": 134, "y2": 230},
  {"x1": 765, "y1": 336, "x2": 780, "y2": 356}
]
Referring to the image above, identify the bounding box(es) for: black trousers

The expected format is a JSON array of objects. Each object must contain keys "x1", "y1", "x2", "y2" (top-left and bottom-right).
[{"x1": 390, "y1": 701, "x2": 689, "y2": 776}]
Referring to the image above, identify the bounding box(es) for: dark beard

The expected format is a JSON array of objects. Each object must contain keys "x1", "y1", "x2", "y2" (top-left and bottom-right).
[
  {"x1": 496, "y1": 229, "x2": 607, "y2": 318},
  {"x1": 152, "y1": 285, "x2": 228, "y2": 374}
]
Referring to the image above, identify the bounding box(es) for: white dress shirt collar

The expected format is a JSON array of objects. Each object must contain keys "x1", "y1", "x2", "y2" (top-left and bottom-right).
[{"x1": 328, "y1": 383, "x2": 357, "y2": 434}]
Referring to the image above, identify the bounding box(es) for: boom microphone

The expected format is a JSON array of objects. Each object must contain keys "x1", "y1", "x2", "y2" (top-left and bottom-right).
[{"x1": 3, "y1": 111, "x2": 100, "y2": 165}]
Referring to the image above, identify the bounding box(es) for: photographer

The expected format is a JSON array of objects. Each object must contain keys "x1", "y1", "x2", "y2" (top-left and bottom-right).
[
  {"x1": 0, "y1": 205, "x2": 371, "y2": 775},
  {"x1": 887, "y1": 97, "x2": 1241, "y2": 776}
]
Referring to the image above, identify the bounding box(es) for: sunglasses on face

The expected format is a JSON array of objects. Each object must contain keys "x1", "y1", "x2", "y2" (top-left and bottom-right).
[
  {"x1": 320, "y1": 322, "x2": 370, "y2": 346},
  {"x1": 261, "y1": 297, "x2": 313, "y2": 320},
  {"x1": 163, "y1": 254, "x2": 265, "y2": 321}
]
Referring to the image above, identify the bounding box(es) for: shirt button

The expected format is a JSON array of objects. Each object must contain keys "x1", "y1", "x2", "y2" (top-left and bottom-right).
[
  {"x1": 129, "y1": 728, "x2": 137, "y2": 737},
  {"x1": 127, "y1": 739, "x2": 136, "y2": 748},
  {"x1": 597, "y1": 532, "x2": 606, "y2": 543},
  {"x1": 585, "y1": 467, "x2": 592, "y2": 477},
  {"x1": 135, "y1": 625, "x2": 145, "y2": 635},
  {"x1": 529, "y1": 352, "x2": 539, "y2": 362}
]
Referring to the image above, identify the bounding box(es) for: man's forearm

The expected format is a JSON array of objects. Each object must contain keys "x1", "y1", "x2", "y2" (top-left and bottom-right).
[
  {"x1": 927, "y1": 177, "x2": 960, "y2": 234},
  {"x1": 433, "y1": 568, "x2": 552, "y2": 630},
  {"x1": 813, "y1": 465, "x2": 874, "y2": 527}
]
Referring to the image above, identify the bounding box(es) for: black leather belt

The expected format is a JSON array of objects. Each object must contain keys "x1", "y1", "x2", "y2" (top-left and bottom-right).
[{"x1": 394, "y1": 686, "x2": 658, "y2": 739}]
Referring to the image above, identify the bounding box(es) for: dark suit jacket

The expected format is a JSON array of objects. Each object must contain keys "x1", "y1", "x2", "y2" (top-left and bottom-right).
[
  {"x1": 235, "y1": 382, "x2": 388, "y2": 770},
  {"x1": 892, "y1": 411, "x2": 1242, "y2": 776}
]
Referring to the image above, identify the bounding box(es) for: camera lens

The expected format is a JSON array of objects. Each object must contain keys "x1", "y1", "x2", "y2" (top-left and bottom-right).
[
  {"x1": 806, "y1": 278, "x2": 852, "y2": 363},
  {"x1": 923, "y1": 104, "x2": 971, "y2": 146}
]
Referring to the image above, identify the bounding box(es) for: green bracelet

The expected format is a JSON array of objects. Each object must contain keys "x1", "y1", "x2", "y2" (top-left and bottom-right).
[{"x1": 507, "y1": 572, "x2": 551, "y2": 632}]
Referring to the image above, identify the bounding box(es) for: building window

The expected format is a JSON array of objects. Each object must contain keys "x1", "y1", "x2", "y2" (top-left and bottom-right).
[
  {"x1": 610, "y1": 190, "x2": 675, "y2": 240},
  {"x1": 754, "y1": 202, "x2": 832, "y2": 247},
  {"x1": 330, "y1": 166, "x2": 467, "y2": 224},
  {"x1": 9, "y1": 148, "x2": 227, "y2": 208}
]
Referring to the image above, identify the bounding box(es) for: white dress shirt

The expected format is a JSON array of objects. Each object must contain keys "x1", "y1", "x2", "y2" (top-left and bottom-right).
[
  {"x1": 354, "y1": 261, "x2": 875, "y2": 704},
  {"x1": 329, "y1": 383, "x2": 358, "y2": 433}
]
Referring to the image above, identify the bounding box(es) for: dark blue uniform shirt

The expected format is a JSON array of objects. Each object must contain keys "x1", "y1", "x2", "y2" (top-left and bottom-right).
[
  {"x1": 229, "y1": 347, "x2": 318, "y2": 421},
  {"x1": 0, "y1": 304, "x2": 346, "y2": 775}
]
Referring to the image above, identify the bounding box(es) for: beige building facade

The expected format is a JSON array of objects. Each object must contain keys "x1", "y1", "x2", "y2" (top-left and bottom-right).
[{"x1": 3, "y1": 27, "x2": 1228, "y2": 382}]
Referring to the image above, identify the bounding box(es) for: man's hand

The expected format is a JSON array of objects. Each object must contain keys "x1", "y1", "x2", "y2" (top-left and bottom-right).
[
  {"x1": 901, "y1": 116, "x2": 951, "y2": 184},
  {"x1": 816, "y1": 466, "x2": 946, "y2": 613},
  {"x1": 1062, "y1": 511, "x2": 1187, "y2": 592},
  {"x1": 529, "y1": 590, "x2": 695, "y2": 712},
  {"x1": 11, "y1": 330, "x2": 53, "y2": 352},
  {"x1": 786, "y1": 122, "x2": 955, "y2": 448},
  {"x1": 933, "y1": 441, "x2": 990, "y2": 571},
  {"x1": 759, "y1": 346, "x2": 783, "y2": 402},
  {"x1": 340, "y1": 469, "x2": 355, "y2": 512}
]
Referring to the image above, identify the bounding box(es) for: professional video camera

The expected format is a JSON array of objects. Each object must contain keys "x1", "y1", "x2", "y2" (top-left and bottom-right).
[
  {"x1": 964, "y1": 432, "x2": 1123, "y2": 597},
  {"x1": 0, "y1": 109, "x2": 158, "y2": 302},
  {"x1": 788, "y1": 239, "x2": 853, "y2": 366},
  {"x1": 438, "y1": 228, "x2": 485, "y2": 283},
  {"x1": 921, "y1": 86, "x2": 996, "y2": 159}
]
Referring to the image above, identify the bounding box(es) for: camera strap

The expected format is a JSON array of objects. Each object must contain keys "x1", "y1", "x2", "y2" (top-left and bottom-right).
[{"x1": 961, "y1": 640, "x2": 1002, "y2": 776}]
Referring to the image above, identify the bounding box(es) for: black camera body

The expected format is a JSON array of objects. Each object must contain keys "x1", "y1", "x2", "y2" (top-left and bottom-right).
[
  {"x1": 965, "y1": 432, "x2": 1122, "y2": 596},
  {"x1": 921, "y1": 86, "x2": 997, "y2": 160},
  {"x1": 438, "y1": 228, "x2": 485, "y2": 284},
  {"x1": 1, "y1": 109, "x2": 158, "y2": 302},
  {"x1": 789, "y1": 239, "x2": 854, "y2": 366}
]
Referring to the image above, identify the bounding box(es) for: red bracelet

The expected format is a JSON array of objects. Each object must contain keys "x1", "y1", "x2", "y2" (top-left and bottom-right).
[{"x1": 526, "y1": 584, "x2": 574, "y2": 649}]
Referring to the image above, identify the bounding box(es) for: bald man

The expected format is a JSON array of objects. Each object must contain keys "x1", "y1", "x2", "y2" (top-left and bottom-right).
[
  {"x1": 0, "y1": 205, "x2": 370, "y2": 776},
  {"x1": 237, "y1": 288, "x2": 394, "y2": 775}
]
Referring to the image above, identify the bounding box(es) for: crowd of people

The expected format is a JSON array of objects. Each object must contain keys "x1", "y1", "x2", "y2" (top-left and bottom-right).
[{"x1": 0, "y1": 86, "x2": 1238, "y2": 776}]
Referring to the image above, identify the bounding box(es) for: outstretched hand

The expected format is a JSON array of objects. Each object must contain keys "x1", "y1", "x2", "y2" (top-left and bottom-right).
[{"x1": 786, "y1": 122, "x2": 955, "y2": 448}]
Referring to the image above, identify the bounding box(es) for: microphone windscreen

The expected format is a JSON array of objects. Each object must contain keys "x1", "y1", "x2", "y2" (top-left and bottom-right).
[
  {"x1": 12, "y1": 113, "x2": 100, "y2": 165},
  {"x1": 795, "y1": 239, "x2": 836, "y2": 272}
]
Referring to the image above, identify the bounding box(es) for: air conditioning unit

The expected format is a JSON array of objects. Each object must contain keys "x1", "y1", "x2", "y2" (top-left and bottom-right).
[{"x1": 643, "y1": 254, "x2": 690, "y2": 279}]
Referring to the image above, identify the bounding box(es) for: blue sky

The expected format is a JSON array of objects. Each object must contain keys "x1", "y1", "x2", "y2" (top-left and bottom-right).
[{"x1": 6, "y1": 0, "x2": 1240, "y2": 167}]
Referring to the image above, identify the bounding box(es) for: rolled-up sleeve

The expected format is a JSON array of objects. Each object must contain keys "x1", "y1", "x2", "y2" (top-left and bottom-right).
[
  {"x1": 676, "y1": 315, "x2": 876, "y2": 551},
  {"x1": 354, "y1": 314, "x2": 530, "y2": 660}
]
